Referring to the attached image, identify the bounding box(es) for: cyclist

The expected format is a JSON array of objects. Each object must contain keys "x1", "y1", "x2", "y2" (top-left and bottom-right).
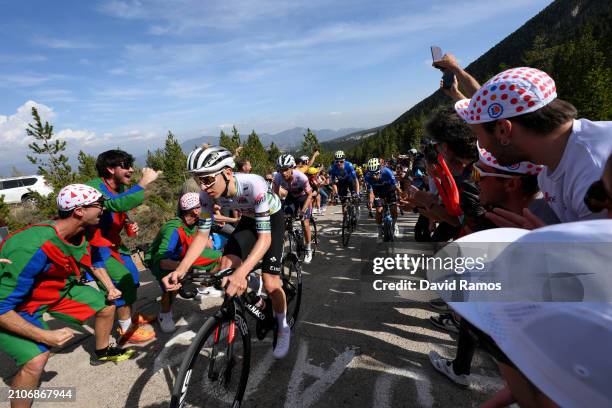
[
  {"x1": 162, "y1": 146, "x2": 292, "y2": 359},
  {"x1": 365, "y1": 158, "x2": 401, "y2": 239},
  {"x1": 145, "y1": 192, "x2": 223, "y2": 333},
  {"x1": 0, "y1": 184, "x2": 134, "y2": 405},
  {"x1": 273, "y1": 154, "x2": 314, "y2": 264},
  {"x1": 328, "y1": 151, "x2": 360, "y2": 215},
  {"x1": 86, "y1": 150, "x2": 161, "y2": 344}
]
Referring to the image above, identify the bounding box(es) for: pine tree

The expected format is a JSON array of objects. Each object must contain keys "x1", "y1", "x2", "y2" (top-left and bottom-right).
[
  {"x1": 162, "y1": 131, "x2": 187, "y2": 186},
  {"x1": 230, "y1": 126, "x2": 242, "y2": 152},
  {"x1": 219, "y1": 130, "x2": 233, "y2": 150},
  {"x1": 26, "y1": 107, "x2": 75, "y2": 190},
  {"x1": 300, "y1": 128, "x2": 321, "y2": 156},
  {"x1": 76, "y1": 150, "x2": 98, "y2": 182},
  {"x1": 146, "y1": 149, "x2": 165, "y2": 170},
  {"x1": 242, "y1": 130, "x2": 270, "y2": 175},
  {"x1": 267, "y1": 142, "x2": 281, "y2": 164}
]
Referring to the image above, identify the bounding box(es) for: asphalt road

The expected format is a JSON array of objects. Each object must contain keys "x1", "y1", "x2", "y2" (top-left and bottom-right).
[{"x1": 0, "y1": 206, "x2": 504, "y2": 408}]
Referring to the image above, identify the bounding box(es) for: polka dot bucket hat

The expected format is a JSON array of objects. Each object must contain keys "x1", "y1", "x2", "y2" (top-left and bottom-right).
[
  {"x1": 455, "y1": 67, "x2": 557, "y2": 124},
  {"x1": 477, "y1": 142, "x2": 544, "y2": 175}
]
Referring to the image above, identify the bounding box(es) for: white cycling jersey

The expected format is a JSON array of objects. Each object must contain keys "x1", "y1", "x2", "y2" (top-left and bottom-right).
[{"x1": 199, "y1": 173, "x2": 282, "y2": 233}]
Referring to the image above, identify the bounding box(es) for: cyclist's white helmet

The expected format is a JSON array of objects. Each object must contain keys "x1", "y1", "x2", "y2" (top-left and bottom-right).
[
  {"x1": 367, "y1": 158, "x2": 381, "y2": 172},
  {"x1": 334, "y1": 150, "x2": 345, "y2": 160},
  {"x1": 187, "y1": 146, "x2": 235, "y2": 174},
  {"x1": 277, "y1": 154, "x2": 296, "y2": 169},
  {"x1": 299, "y1": 155, "x2": 309, "y2": 164},
  {"x1": 410, "y1": 148, "x2": 418, "y2": 155}
]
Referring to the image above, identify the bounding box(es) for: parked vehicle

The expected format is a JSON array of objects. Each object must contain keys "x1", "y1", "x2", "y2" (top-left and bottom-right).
[{"x1": 0, "y1": 175, "x2": 53, "y2": 204}]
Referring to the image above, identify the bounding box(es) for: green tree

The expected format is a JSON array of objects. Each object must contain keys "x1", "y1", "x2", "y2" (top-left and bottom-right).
[
  {"x1": 26, "y1": 107, "x2": 75, "y2": 190},
  {"x1": 267, "y1": 142, "x2": 281, "y2": 164},
  {"x1": 146, "y1": 148, "x2": 165, "y2": 170},
  {"x1": 76, "y1": 150, "x2": 98, "y2": 182},
  {"x1": 162, "y1": 131, "x2": 187, "y2": 186},
  {"x1": 300, "y1": 128, "x2": 321, "y2": 156},
  {"x1": 241, "y1": 130, "x2": 270, "y2": 175},
  {"x1": 230, "y1": 126, "x2": 242, "y2": 152},
  {"x1": 219, "y1": 130, "x2": 233, "y2": 150}
]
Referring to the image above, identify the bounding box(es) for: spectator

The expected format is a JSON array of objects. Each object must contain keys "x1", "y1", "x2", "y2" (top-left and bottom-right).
[
  {"x1": 0, "y1": 185, "x2": 134, "y2": 406},
  {"x1": 236, "y1": 158, "x2": 252, "y2": 173},
  {"x1": 453, "y1": 67, "x2": 612, "y2": 226},
  {"x1": 86, "y1": 150, "x2": 161, "y2": 344}
]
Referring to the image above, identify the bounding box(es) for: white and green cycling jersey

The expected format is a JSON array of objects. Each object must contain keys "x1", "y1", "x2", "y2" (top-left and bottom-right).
[{"x1": 198, "y1": 173, "x2": 281, "y2": 233}]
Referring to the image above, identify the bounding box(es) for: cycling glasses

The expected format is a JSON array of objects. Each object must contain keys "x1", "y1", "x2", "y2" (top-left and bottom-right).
[
  {"x1": 584, "y1": 179, "x2": 612, "y2": 213},
  {"x1": 194, "y1": 170, "x2": 224, "y2": 188},
  {"x1": 471, "y1": 164, "x2": 515, "y2": 183}
]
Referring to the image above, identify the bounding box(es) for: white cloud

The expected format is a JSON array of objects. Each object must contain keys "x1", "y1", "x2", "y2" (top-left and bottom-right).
[
  {"x1": 0, "y1": 74, "x2": 66, "y2": 88},
  {"x1": 56, "y1": 129, "x2": 98, "y2": 144},
  {"x1": 0, "y1": 101, "x2": 56, "y2": 145},
  {"x1": 33, "y1": 36, "x2": 98, "y2": 49}
]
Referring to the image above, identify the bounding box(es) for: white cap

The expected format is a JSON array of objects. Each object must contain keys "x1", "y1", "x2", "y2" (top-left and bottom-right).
[
  {"x1": 432, "y1": 220, "x2": 612, "y2": 408},
  {"x1": 56, "y1": 184, "x2": 103, "y2": 211}
]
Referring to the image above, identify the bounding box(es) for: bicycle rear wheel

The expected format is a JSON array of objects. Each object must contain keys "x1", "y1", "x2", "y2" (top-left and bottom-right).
[
  {"x1": 170, "y1": 315, "x2": 251, "y2": 408},
  {"x1": 310, "y1": 216, "x2": 318, "y2": 257},
  {"x1": 383, "y1": 218, "x2": 394, "y2": 242}
]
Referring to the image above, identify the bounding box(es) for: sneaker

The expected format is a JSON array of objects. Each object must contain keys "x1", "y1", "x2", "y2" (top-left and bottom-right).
[
  {"x1": 429, "y1": 299, "x2": 450, "y2": 312},
  {"x1": 91, "y1": 346, "x2": 136, "y2": 366},
  {"x1": 273, "y1": 328, "x2": 291, "y2": 359},
  {"x1": 312, "y1": 208, "x2": 319, "y2": 215},
  {"x1": 428, "y1": 350, "x2": 469, "y2": 387},
  {"x1": 429, "y1": 313, "x2": 460, "y2": 334},
  {"x1": 304, "y1": 249, "x2": 313, "y2": 264},
  {"x1": 135, "y1": 313, "x2": 157, "y2": 325},
  {"x1": 157, "y1": 313, "x2": 176, "y2": 333},
  {"x1": 320, "y1": 206, "x2": 327, "y2": 215},
  {"x1": 117, "y1": 325, "x2": 156, "y2": 343},
  {"x1": 394, "y1": 224, "x2": 400, "y2": 237}
]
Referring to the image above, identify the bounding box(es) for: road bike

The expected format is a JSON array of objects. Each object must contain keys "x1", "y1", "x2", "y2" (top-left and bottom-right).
[
  {"x1": 341, "y1": 195, "x2": 358, "y2": 246},
  {"x1": 169, "y1": 255, "x2": 302, "y2": 407}
]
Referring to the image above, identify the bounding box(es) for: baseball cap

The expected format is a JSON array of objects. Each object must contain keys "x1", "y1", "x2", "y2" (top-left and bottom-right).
[
  {"x1": 432, "y1": 220, "x2": 612, "y2": 408},
  {"x1": 455, "y1": 67, "x2": 557, "y2": 124},
  {"x1": 179, "y1": 192, "x2": 201, "y2": 211},
  {"x1": 477, "y1": 142, "x2": 544, "y2": 175},
  {"x1": 56, "y1": 184, "x2": 104, "y2": 211}
]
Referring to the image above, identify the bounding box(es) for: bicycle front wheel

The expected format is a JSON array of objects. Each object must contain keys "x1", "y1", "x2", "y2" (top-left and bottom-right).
[
  {"x1": 341, "y1": 210, "x2": 351, "y2": 246},
  {"x1": 281, "y1": 254, "x2": 303, "y2": 328},
  {"x1": 170, "y1": 315, "x2": 251, "y2": 408}
]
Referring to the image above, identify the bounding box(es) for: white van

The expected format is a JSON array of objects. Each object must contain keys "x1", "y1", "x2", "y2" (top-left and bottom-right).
[{"x1": 0, "y1": 175, "x2": 53, "y2": 204}]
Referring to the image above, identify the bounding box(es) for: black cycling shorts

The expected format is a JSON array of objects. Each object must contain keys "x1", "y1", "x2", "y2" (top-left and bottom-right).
[
  {"x1": 223, "y1": 210, "x2": 284, "y2": 275},
  {"x1": 337, "y1": 179, "x2": 356, "y2": 200},
  {"x1": 373, "y1": 190, "x2": 397, "y2": 207}
]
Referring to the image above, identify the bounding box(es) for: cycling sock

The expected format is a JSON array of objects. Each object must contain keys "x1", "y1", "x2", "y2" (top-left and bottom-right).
[
  {"x1": 276, "y1": 312, "x2": 289, "y2": 331},
  {"x1": 118, "y1": 318, "x2": 132, "y2": 332},
  {"x1": 306, "y1": 243, "x2": 312, "y2": 251}
]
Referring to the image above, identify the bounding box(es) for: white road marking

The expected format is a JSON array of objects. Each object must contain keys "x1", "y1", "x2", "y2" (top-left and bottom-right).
[
  {"x1": 329, "y1": 288, "x2": 356, "y2": 295},
  {"x1": 285, "y1": 340, "x2": 357, "y2": 408}
]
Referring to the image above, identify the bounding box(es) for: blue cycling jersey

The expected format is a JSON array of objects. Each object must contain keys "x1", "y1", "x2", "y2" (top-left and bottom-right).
[
  {"x1": 365, "y1": 167, "x2": 397, "y2": 194},
  {"x1": 328, "y1": 161, "x2": 357, "y2": 183}
]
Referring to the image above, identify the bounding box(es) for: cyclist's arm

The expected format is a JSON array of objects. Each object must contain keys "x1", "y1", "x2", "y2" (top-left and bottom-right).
[
  {"x1": 214, "y1": 213, "x2": 240, "y2": 223},
  {"x1": 302, "y1": 190, "x2": 313, "y2": 213}
]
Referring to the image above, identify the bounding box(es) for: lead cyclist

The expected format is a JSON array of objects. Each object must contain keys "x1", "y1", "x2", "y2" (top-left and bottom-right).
[{"x1": 162, "y1": 146, "x2": 291, "y2": 359}]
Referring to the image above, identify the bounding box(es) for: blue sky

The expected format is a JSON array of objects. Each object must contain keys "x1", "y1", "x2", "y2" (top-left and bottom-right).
[{"x1": 0, "y1": 0, "x2": 552, "y2": 171}]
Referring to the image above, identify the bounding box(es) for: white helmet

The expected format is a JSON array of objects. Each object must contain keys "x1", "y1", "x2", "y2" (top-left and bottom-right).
[
  {"x1": 277, "y1": 154, "x2": 296, "y2": 169},
  {"x1": 410, "y1": 148, "x2": 418, "y2": 155},
  {"x1": 334, "y1": 150, "x2": 345, "y2": 160},
  {"x1": 367, "y1": 158, "x2": 381, "y2": 172},
  {"x1": 187, "y1": 146, "x2": 235, "y2": 174},
  {"x1": 299, "y1": 155, "x2": 309, "y2": 164}
]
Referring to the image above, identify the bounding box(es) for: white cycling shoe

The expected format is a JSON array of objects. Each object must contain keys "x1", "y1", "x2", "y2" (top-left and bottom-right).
[
  {"x1": 273, "y1": 328, "x2": 291, "y2": 359},
  {"x1": 303, "y1": 249, "x2": 313, "y2": 264}
]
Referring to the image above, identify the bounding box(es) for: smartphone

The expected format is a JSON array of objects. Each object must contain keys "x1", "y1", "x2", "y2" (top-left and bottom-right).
[{"x1": 431, "y1": 45, "x2": 443, "y2": 62}]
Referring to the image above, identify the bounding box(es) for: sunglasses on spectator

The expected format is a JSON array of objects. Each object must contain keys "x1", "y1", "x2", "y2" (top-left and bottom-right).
[
  {"x1": 116, "y1": 162, "x2": 133, "y2": 170},
  {"x1": 81, "y1": 198, "x2": 105, "y2": 210},
  {"x1": 471, "y1": 164, "x2": 516, "y2": 183},
  {"x1": 584, "y1": 179, "x2": 612, "y2": 212},
  {"x1": 265, "y1": 177, "x2": 274, "y2": 182},
  {"x1": 194, "y1": 171, "x2": 223, "y2": 188}
]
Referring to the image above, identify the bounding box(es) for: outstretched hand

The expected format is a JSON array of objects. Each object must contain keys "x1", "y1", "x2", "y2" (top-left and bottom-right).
[{"x1": 485, "y1": 207, "x2": 547, "y2": 230}]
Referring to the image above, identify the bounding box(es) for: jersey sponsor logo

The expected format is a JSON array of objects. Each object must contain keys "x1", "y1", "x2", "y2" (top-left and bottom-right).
[
  {"x1": 269, "y1": 265, "x2": 281, "y2": 272},
  {"x1": 255, "y1": 193, "x2": 266, "y2": 205}
]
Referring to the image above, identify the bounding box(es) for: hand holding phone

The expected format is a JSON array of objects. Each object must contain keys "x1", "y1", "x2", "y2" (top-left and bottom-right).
[{"x1": 431, "y1": 45, "x2": 455, "y2": 89}]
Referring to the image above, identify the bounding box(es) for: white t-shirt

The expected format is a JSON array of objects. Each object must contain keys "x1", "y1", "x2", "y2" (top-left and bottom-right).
[{"x1": 538, "y1": 119, "x2": 612, "y2": 222}]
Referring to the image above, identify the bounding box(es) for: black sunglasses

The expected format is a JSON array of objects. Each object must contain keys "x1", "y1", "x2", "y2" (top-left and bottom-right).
[
  {"x1": 116, "y1": 161, "x2": 134, "y2": 170},
  {"x1": 584, "y1": 179, "x2": 612, "y2": 213}
]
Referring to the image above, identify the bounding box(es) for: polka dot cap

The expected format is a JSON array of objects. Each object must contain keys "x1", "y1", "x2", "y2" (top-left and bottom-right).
[
  {"x1": 477, "y1": 142, "x2": 544, "y2": 175},
  {"x1": 180, "y1": 192, "x2": 201, "y2": 211},
  {"x1": 57, "y1": 184, "x2": 103, "y2": 211},
  {"x1": 455, "y1": 67, "x2": 557, "y2": 124}
]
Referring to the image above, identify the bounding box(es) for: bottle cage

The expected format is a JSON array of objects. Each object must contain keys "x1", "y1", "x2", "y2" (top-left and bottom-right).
[{"x1": 430, "y1": 152, "x2": 463, "y2": 217}]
